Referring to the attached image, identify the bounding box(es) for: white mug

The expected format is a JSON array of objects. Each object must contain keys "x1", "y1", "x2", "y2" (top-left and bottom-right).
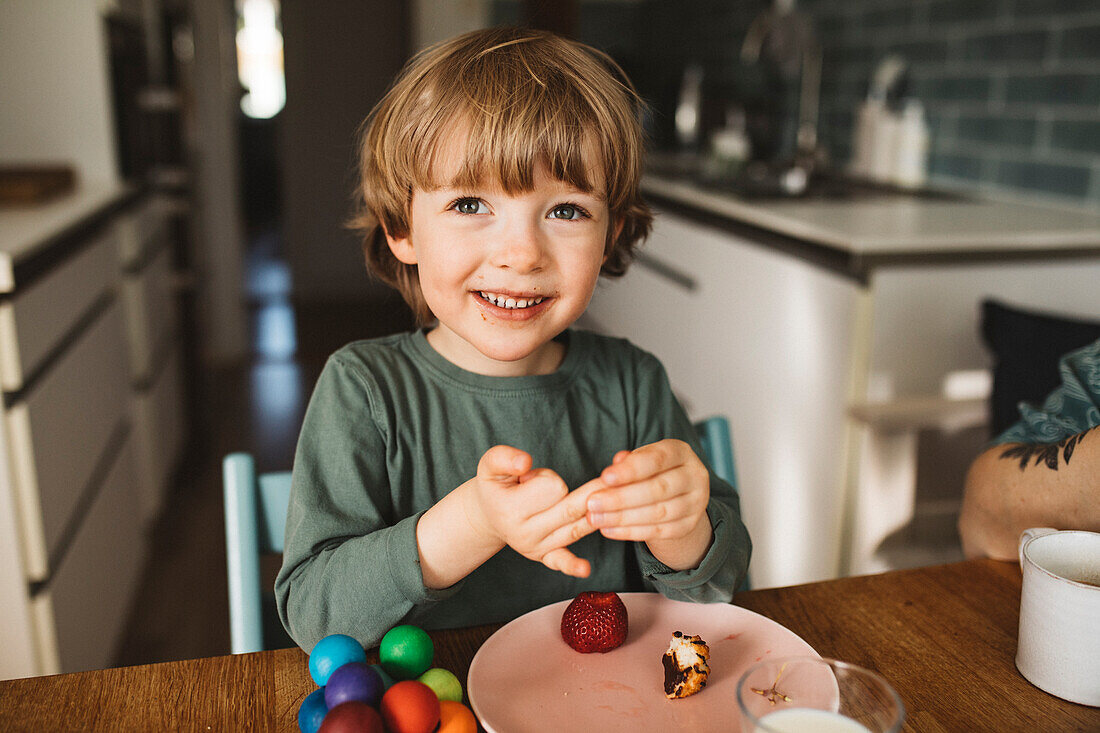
[{"x1": 1016, "y1": 527, "x2": 1100, "y2": 706}]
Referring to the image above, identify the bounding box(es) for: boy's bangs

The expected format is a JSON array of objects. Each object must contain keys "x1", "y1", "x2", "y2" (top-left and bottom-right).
[
  {"x1": 407, "y1": 62, "x2": 606, "y2": 196},
  {"x1": 411, "y1": 114, "x2": 602, "y2": 196}
]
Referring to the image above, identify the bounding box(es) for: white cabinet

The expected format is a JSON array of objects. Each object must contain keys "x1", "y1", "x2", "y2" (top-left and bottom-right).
[
  {"x1": 583, "y1": 209, "x2": 860, "y2": 589},
  {"x1": 0, "y1": 189, "x2": 187, "y2": 679},
  {"x1": 586, "y1": 205, "x2": 1100, "y2": 588}
]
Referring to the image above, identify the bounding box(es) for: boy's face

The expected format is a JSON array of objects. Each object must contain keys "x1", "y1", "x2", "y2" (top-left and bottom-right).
[{"x1": 386, "y1": 155, "x2": 613, "y2": 376}]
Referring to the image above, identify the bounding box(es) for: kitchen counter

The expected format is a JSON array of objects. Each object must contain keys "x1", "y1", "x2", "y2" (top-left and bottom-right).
[
  {"x1": 642, "y1": 170, "x2": 1100, "y2": 281},
  {"x1": 0, "y1": 180, "x2": 137, "y2": 294}
]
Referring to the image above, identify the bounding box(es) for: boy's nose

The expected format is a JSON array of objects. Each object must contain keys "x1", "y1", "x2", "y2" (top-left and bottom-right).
[{"x1": 491, "y1": 221, "x2": 545, "y2": 272}]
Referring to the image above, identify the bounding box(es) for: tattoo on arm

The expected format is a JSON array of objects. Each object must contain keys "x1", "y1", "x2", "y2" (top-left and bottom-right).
[{"x1": 999, "y1": 427, "x2": 1094, "y2": 471}]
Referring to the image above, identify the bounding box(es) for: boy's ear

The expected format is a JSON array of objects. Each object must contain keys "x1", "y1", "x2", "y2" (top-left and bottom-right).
[
  {"x1": 385, "y1": 227, "x2": 418, "y2": 265},
  {"x1": 604, "y1": 217, "x2": 625, "y2": 264}
]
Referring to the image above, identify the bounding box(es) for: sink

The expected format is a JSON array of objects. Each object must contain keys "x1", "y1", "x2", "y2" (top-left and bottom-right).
[{"x1": 646, "y1": 153, "x2": 970, "y2": 203}]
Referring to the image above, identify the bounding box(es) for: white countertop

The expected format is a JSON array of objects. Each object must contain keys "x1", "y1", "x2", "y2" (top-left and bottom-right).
[
  {"x1": 642, "y1": 174, "x2": 1100, "y2": 257},
  {"x1": 0, "y1": 180, "x2": 133, "y2": 293}
]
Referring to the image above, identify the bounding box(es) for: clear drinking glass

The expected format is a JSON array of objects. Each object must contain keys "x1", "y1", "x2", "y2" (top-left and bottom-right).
[{"x1": 736, "y1": 656, "x2": 905, "y2": 733}]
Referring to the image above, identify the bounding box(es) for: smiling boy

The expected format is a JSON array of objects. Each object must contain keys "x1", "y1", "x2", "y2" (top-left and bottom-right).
[{"x1": 276, "y1": 27, "x2": 751, "y2": 651}]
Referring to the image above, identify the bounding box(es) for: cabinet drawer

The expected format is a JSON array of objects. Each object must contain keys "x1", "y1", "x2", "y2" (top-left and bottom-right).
[
  {"x1": 132, "y1": 345, "x2": 185, "y2": 524},
  {"x1": 45, "y1": 434, "x2": 143, "y2": 674},
  {"x1": 0, "y1": 229, "x2": 116, "y2": 392},
  {"x1": 121, "y1": 242, "x2": 178, "y2": 382},
  {"x1": 6, "y1": 300, "x2": 130, "y2": 580}
]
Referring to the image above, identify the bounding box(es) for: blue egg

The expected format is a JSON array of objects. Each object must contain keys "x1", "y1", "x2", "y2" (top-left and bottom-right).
[
  {"x1": 297, "y1": 687, "x2": 328, "y2": 733},
  {"x1": 308, "y1": 633, "x2": 367, "y2": 686},
  {"x1": 370, "y1": 663, "x2": 397, "y2": 691}
]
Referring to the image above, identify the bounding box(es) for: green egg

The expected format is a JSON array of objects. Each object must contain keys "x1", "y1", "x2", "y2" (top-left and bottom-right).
[
  {"x1": 380, "y1": 624, "x2": 434, "y2": 680},
  {"x1": 417, "y1": 667, "x2": 463, "y2": 702}
]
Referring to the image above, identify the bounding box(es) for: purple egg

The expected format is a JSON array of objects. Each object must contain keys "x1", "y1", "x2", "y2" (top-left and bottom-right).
[{"x1": 324, "y1": 662, "x2": 384, "y2": 709}]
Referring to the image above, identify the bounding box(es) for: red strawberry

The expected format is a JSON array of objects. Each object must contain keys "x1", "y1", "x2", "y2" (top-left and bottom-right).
[{"x1": 560, "y1": 591, "x2": 628, "y2": 653}]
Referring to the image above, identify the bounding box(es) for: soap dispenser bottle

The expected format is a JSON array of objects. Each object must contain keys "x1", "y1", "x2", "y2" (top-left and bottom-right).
[
  {"x1": 850, "y1": 95, "x2": 882, "y2": 179},
  {"x1": 892, "y1": 100, "x2": 929, "y2": 188}
]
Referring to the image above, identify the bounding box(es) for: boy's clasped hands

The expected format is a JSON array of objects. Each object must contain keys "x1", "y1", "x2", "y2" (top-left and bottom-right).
[{"x1": 462, "y1": 441, "x2": 712, "y2": 579}]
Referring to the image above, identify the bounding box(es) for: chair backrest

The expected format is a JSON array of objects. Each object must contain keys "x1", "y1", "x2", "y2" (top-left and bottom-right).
[
  {"x1": 694, "y1": 415, "x2": 738, "y2": 489},
  {"x1": 694, "y1": 415, "x2": 750, "y2": 591},
  {"x1": 223, "y1": 453, "x2": 291, "y2": 655}
]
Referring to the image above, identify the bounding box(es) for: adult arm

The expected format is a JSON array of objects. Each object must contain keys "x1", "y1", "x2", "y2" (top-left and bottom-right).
[
  {"x1": 959, "y1": 426, "x2": 1100, "y2": 560},
  {"x1": 960, "y1": 338, "x2": 1100, "y2": 560}
]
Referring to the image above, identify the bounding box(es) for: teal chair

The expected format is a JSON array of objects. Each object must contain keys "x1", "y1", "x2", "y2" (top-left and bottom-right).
[
  {"x1": 693, "y1": 415, "x2": 738, "y2": 490},
  {"x1": 223, "y1": 417, "x2": 742, "y2": 652},
  {"x1": 223, "y1": 452, "x2": 293, "y2": 654},
  {"x1": 693, "y1": 415, "x2": 750, "y2": 591}
]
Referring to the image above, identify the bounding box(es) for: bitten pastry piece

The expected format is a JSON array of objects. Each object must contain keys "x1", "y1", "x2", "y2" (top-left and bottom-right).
[{"x1": 662, "y1": 631, "x2": 710, "y2": 699}]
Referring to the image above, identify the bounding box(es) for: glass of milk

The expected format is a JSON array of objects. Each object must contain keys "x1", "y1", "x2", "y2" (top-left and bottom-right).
[{"x1": 735, "y1": 657, "x2": 905, "y2": 733}]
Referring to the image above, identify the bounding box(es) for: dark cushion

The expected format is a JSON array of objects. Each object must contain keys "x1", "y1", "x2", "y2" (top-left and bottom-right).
[{"x1": 981, "y1": 299, "x2": 1100, "y2": 437}]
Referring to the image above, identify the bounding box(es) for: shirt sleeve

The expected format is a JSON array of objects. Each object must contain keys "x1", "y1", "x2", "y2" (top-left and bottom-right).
[
  {"x1": 274, "y1": 355, "x2": 462, "y2": 652},
  {"x1": 627, "y1": 352, "x2": 752, "y2": 603},
  {"x1": 991, "y1": 338, "x2": 1100, "y2": 446}
]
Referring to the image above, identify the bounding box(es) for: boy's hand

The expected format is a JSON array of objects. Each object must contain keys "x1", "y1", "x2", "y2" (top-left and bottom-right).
[
  {"x1": 585, "y1": 440, "x2": 712, "y2": 569},
  {"x1": 462, "y1": 445, "x2": 600, "y2": 578}
]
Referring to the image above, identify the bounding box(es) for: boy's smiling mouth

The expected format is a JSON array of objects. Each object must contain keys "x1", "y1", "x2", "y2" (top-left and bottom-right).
[{"x1": 477, "y1": 291, "x2": 547, "y2": 310}]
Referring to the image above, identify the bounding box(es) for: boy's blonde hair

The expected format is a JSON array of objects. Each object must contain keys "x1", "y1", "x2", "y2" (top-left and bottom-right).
[{"x1": 352, "y1": 26, "x2": 653, "y2": 323}]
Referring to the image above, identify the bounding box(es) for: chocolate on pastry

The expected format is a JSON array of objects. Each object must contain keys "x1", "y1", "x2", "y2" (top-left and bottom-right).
[{"x1": 662, "y1": 630, "x2": 710, "y2": 699}]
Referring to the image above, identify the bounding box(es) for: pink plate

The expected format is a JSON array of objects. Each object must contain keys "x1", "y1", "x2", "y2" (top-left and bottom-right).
[{"x1": 467, "y1": 593, "x2": 820, "y2": 732}]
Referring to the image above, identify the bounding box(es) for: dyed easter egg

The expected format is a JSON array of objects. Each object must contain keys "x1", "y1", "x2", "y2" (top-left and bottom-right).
[
  {"x1": 317, "y1": 701, "x2": 384, "y2": 733},
  {"x1": 417, "y1": 667, "x2": 463, "y2": 702},
  {"x1": 379, "y1": 625, "x2": 434, "y2": 680},
  {"x1": 297, "y1": 687, "x2": 328, "y2": 733},
  {"x1": 324, "y1": 662, "x2": 384, "y2": 709},
  {"x1": 369, "y1": 663, "x2": 396, "y2": 690},
  {"x1": 309, "y1": 634, "x2": 367, "y2": 686},
  {"x1": 380, "y1": 680, "x2": 441, "y2": 733},
  {"x1": 437, "y1": 699, "x2": 478, "y2": 733}
]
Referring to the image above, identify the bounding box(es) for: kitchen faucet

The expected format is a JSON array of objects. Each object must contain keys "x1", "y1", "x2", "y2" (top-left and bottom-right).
[{"x1": 740, "y1": 0, "x2": 822, "y2": 161}]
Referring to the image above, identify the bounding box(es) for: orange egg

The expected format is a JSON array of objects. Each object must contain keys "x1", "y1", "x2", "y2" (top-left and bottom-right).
[
  {"x1": 437, "y1": 699, "x2": 478, "y2": 733},
  {"x1": 380, "y1": 680, "x2": 441, "y2": 733}
]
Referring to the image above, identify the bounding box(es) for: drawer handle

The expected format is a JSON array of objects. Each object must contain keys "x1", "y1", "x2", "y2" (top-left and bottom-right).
[
  {"x1": 634, "y1": 252, "x2": 698, "y2": 291},
  {"x1": 27, "y1": 420, "x2": 131, "y2": 596},
  {"x1": 1, "y1": 291, "x2": 115, "y2": 407}
]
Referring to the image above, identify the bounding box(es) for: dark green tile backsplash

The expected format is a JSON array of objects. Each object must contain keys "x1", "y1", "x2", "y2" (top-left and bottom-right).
[{"x1": 491, "y1": 0, "x2": 1100, "y2": 206}]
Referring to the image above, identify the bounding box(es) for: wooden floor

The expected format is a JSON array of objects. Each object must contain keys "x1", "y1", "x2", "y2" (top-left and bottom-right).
[{"x1": 113, "y1": 251, "x2": 414, "y2": 667}]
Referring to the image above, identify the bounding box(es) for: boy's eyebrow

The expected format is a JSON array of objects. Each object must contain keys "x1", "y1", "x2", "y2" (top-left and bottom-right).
[{"x1": 431, "y1": 181, "x2": 607, "y2": 201}]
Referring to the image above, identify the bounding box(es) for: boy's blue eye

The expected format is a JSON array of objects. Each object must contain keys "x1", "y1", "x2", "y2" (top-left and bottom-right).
[
  {"x1": 548, "y1": 204, "x2": 587, "y2": 220},
  {"x1": 452, "y1": 198, "x2": 486, "y2": 215}
]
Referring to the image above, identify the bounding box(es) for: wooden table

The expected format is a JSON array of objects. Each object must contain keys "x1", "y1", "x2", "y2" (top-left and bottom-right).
[{"x1": 1, "y1": 559, "x2": 1097, "y2": 731}]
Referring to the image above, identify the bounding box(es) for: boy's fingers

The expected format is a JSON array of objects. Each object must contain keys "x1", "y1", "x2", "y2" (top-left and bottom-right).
[
  {"x1": 601, "y1": 441, "x2": 680, "y2": 486},
  {"x1": 589, "y1": 495, "x2": 694, "y2": 528},
  {"x1": 525, "y1": 477, "x2": 604, "y2": 537},
  {"x1": 587, "y1": 474, "x2": 681, "y2": 515},
  {"x1": 600, "y1": 516, "x2": 697, "y2": 542},
  {"x1": 541, "y1": 548, "x2": 591, "y2": 578},
  {"x1": 478, "y1": 445, "x2": 532, "y2": 482},
  {"x1": 541, "y1": 514, "x2": 600, "y2": 550}
]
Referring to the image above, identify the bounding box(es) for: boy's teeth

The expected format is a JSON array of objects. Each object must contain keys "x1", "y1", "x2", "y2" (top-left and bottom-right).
[{"x1": 479, "y1": 291, "x2": 545, "y2": 309}]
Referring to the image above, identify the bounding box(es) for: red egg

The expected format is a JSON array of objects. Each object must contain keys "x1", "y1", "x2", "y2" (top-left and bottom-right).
[
  {"x1": 437, "y1": 699, "x2": 478, "y2": 733},
  {"x1": 380, "y1": 680, "x2": 441, "y2": 733},
  {"x1": 318, "y1": 701, "x2": 383, "y2": 733}
]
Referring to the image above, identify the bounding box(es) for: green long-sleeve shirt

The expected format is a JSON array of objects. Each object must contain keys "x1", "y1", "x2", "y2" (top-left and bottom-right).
[{"x1": 275, "y1": 328, "x2": 751, "y2": 651}]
